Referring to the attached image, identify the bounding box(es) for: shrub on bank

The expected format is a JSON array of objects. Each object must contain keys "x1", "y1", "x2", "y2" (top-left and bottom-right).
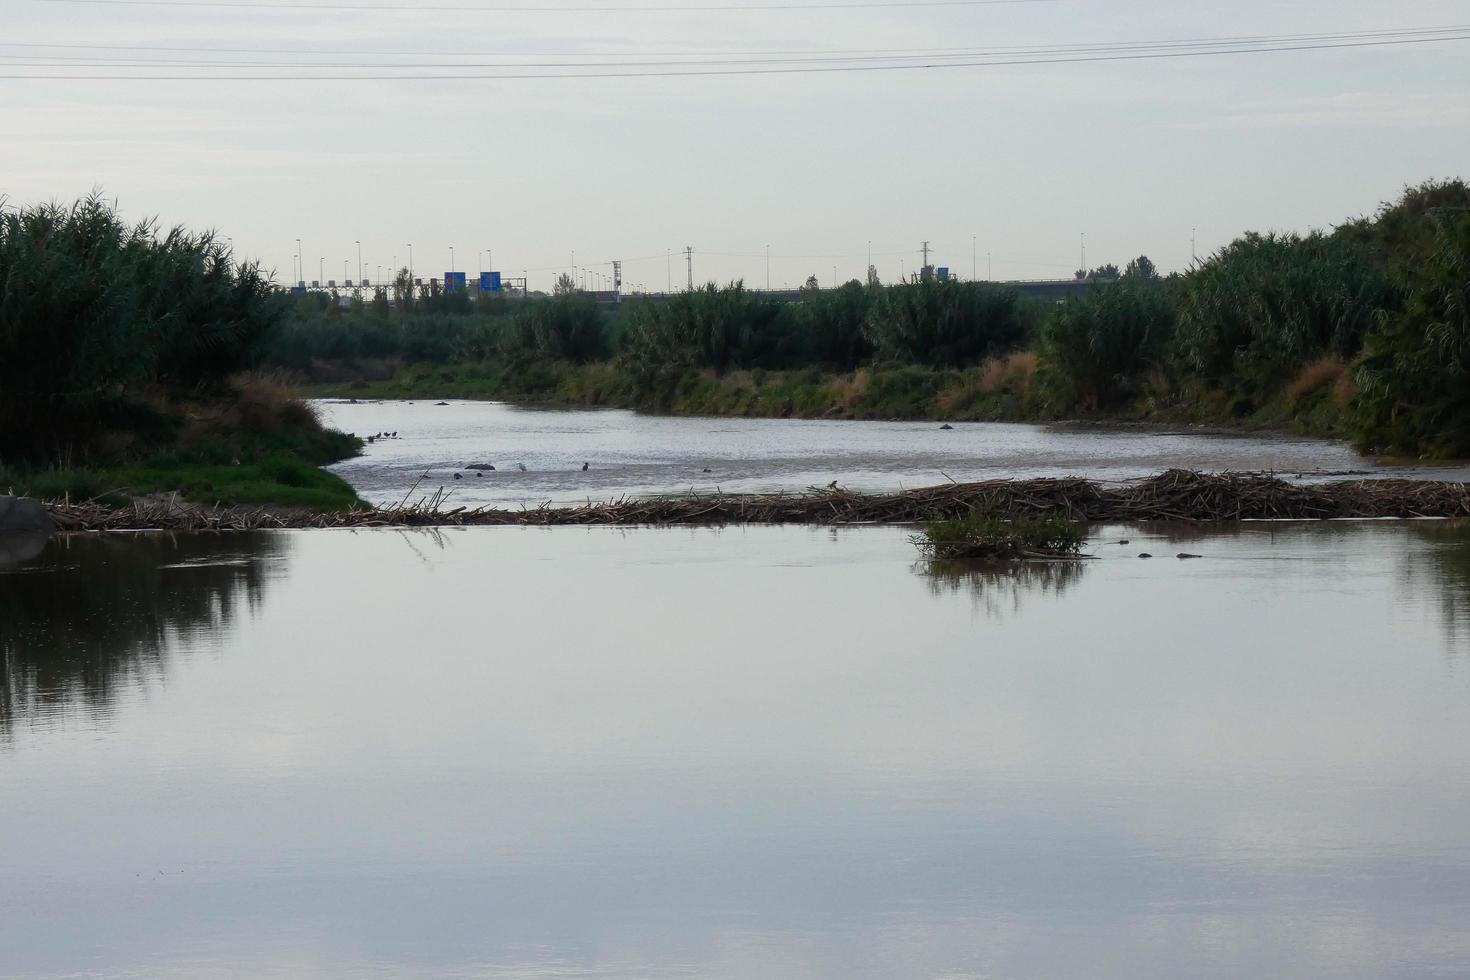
[
  {"x1": 1352, "y1": 213, "x2": 1470, "y2": 456},
  {"x1": 1174, "y1": 231, "x2": 1395, "y2": 403},
  {"x1": 0, "y1": 193, "x2": 285, "y2": 465},
  {"x1": 864, "y1": 280, "x2": 1028, "y2": 368},
  {"x1": 1039, "y1": 270, "x2": 1176, "y2": 411}
]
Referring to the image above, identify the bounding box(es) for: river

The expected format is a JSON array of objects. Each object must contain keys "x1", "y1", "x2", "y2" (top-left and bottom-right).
[
  {"x1": 4, "y1": 519, "x2": 1470, "y2": 978},
  {"x1": 6, "y1": 408, "x2": 1470, "y2": 977},
  {"x1": 315, "y1": 398, "x2": 1470, "y2": 508}
]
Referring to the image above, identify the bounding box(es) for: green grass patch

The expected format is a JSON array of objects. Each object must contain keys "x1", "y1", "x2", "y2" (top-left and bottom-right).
[
  {"x1": 106, "y1": 456, "x2": 363, "y2": 510},
  {"x1": 914, "y1": 513, "x2": 1086, "y2": 561},
  {"x1": 4, "y1": 456, "x2": 364, "y2": 511}
]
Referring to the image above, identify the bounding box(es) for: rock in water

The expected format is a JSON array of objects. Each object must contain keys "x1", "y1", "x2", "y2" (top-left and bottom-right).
[
  {"x1": 1177, "y1": 553, "x2": 1202, "y2": 559},
  {"x1": 939, "y1": 423, "x2": 954, "y2": 430},
  {"x1": 0, "y1": 531, "x2": 48, "y2": 566},
  {"x1": 0, "y1": 496, "x2": 52, "y2": 535},
  {"x1": 0, "y1": 496, "x2": 53, "y2": 567}
]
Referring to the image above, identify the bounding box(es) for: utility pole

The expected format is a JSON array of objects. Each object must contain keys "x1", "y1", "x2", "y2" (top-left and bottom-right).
[
  {"x1": 666, "y1": 249, "x2": 671, "y2": 292},
  {"x1": 972, "y1": 235, "x2": 976, "y2": 281},
  {"x1": 356, "y1": 240, "x2": 361, "y2": 283},
  {"x1": 987, "y1": 251, "x2": 992, "y2": 280},
  {"x1": 920, "y1": 241, "x2": 931, "y2": 281},
  {"x1": 685, "y1": 245, "x2": 693, "y2": 291},
  {"x1": 1191, "y1": 227, "x2": 1197, "y2": 262},
  {"x1": 766, "y1": 244, "x2": 771, "y2": 291},
  {"x1": 1080, "y1": 233, "x2": 1086, "y2": 274}
]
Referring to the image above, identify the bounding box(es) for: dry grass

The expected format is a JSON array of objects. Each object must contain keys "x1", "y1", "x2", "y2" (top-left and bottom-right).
[
  {"x1": 1284, "y1": 357, "x2": 1348, "y2": 403},
  {"x1": 829, "y1": 368, "x2": 872, "y2": 411},
  {"x1": 178, "y1": 371, "x2": 318, "y2": 445},
  {"x1": 46, "y1": 470, "x2": 1470, "y2": 531},
  {"x1": 978, "y1": 351, "x2": 1038, "y2": 395},
  {"x1": 1333, "y1": 362, "x2": 1359, "y2": 407}
]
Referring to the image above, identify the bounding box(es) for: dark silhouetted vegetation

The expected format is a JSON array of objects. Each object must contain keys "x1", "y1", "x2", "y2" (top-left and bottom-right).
[{"x1": 0, "y1": 194, "x2": 359, "y2": 506}]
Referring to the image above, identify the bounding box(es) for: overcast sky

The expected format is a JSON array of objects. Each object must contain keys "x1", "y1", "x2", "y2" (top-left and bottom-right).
[{"x1": 4, "y1": 0, "x2": 1468, "y2": 291}]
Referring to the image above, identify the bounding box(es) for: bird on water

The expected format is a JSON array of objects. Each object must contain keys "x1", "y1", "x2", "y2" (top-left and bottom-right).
[
  {"x1": 517, "y1": 462, "x2": 527, "y2": 472},
  {"x1": 582, "y1": 462, "x2": 589, "y2": 471}
]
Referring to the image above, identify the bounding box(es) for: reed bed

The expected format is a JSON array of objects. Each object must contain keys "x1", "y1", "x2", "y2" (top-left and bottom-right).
[{"x1": 40, "y1": 470, "x2": 1470, "y2": 533}]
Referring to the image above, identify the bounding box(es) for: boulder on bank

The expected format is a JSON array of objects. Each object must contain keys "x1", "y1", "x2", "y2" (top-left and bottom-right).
[
  {"x1": 464, "y1": 463, "x2": 496, "y2": 471},
  {"x1": 0, "y1": 496, "x2": 53, "y2": 567},
  {"x1": 0, "y1": 496, "x2": 53, "y2": 535}
]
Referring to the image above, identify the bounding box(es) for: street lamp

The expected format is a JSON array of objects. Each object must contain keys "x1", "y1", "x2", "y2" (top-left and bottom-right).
[
  {"x1": 407, "y1": 244, "x2": 413, "y2": 285},
  {"x1": 449, "y1": 246, "x2": 455, "y2": 274},
  {"x1": 295, "y1": 238, "x2": 301, "y2": 284},
  {"x1": 318, "y1": 257, "x2": 324, "y2": 286},
  {"x1": 356, "y1": 240, "x2": 361, "y2": 283},
  {"x1": 765, "y1": 244, "x2": 770, "y2": 291}
]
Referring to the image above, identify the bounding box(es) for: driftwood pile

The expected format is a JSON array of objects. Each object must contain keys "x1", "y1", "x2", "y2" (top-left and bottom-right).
[{"x1": 43, "y1": 469, "x2": 1470, "y2": 532}]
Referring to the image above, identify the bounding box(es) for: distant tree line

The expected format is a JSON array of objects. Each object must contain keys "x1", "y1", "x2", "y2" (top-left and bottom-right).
[
  {"x1": 14, "y1": 182, "x2": 1465, "y2": 464},
  {"x1": 253, "y1": 177, "x2": 1470, "y2": 456}
]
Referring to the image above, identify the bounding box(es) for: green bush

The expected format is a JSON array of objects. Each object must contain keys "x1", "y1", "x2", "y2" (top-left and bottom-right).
[
  {"x1": 0, "y1": 193, "x2": 284, "y2": 465},
  {"x1": 1352, "y1": 213, "x2": 1470, "y2": 455},
  {"x1": 1040, "y1": 265, "x2": 1176, "y2": 411},
  {"x1": 618, "y1": 282, "x2": 804, "y2": 383},
  {"x1": 500, "y1": 292, "x2": 609, "y2": 363},
  {"x1": 915, "y1": 513, "x2": 1086, "y2": 560},
  {"x1": 864, "y1": 280, "x2": 1027, "y2": 368},
  {"x1": 1175, "y1": 231, "x2": 1396, "y2": 402}
]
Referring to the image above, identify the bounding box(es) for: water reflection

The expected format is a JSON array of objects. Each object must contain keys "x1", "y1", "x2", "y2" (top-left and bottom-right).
[
  {"x1": 0, "y1": 532, "x2": 289, "y2": 737},
  {"x1": 4, "y1": 523, "x2": 1470, "y2": 978},
  {"x1": 917, "y1": 558, "x2": 1089, "y2": 618},
  {"x1": 1405, "y1": 521, "x2": 1470, "y2": 643}
]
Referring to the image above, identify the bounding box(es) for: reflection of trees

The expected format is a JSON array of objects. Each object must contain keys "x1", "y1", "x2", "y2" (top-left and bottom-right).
[
  {"x1": 1119, "y1": 520, "x2": 1251, "y2": 545},
  {"x1": 0, "y1": 532, "x2": 290, "y2": 738},
  {"x1": 1405, "y1": 522, "x2": 1470, "y2": 643},
  {"x1": 917, "y1": 558, "x2": 1088, "y2": 620}
]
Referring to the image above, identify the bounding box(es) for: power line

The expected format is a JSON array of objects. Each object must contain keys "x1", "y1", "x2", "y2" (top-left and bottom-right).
[
  {"x1": 3, "y1": 30, "x2": 1466, "y2": 78},
  {"x1": 8, "y1": 26, "x2": 1467, "y2": 67},
  {"x1": 5, "y1": 26, "x2": 1458, "y2": 59},
  {"x1": 4, "y1": 24, "x2": 1462, "y2": 62},
  {"x1": 30, "y1": 0, "x2": 1057, "y2": 11}
]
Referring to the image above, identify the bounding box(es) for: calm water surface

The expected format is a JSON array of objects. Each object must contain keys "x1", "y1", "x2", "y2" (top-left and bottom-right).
[
  {"x1": 4, "y1": 522, "x2": 1470, "y2": 978},
  {"x1": 317, "y1": 399, "x2": 1470, "y2": 508}
]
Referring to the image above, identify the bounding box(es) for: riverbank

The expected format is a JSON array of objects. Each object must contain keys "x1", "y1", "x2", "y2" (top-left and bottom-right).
[
  {"x1": 301, "y1": 358, "x2": 1353, "y2": 439},
  {"x1": 42, "y1": 470, "x2": 1470, "y2": 531},
  {"x1": 2, "y1": 376, "x2": 365, "y2": 511}
]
